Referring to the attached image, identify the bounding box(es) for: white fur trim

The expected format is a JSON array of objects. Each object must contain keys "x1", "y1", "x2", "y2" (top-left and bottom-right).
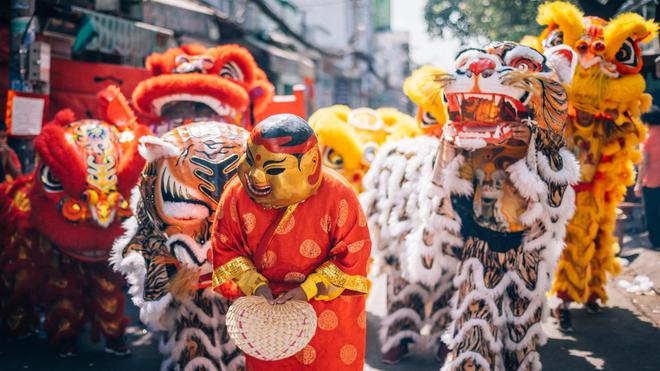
[
  {"x1": 503, "y1": 322, "x2": 546, "y2": 351},
  {"x1": 380, "y1": 330, "x2": 423, "y2": 353},
  {"x1": 507, "y1": 159, "x2": 547, "y2": 202},
  {"x1": 536, "y1": 148, "x2": 580, "y2": 185}
]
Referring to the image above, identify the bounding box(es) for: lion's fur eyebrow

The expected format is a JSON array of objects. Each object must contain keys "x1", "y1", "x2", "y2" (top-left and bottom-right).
[{"x1": 500, "y1": 68, "x2": 568, "y2": 133}]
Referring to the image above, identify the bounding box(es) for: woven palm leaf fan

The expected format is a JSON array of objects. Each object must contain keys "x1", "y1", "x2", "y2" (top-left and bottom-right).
[{"x1": 226, "y1": 295, "x2": 318, "y2": 361}]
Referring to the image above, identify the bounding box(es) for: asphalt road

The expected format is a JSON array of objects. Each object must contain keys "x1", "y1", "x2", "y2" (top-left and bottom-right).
[{"x1": 2, "y1": 233, "x2": 659, "y2": 371}]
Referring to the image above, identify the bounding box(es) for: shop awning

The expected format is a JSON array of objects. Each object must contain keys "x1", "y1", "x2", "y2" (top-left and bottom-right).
[
  {"x1": 71, "y1": 6, "x2": 176, "y2": 64},
  {"x1": 244, "y1": 35, "x2": 315, "y2": 78}
]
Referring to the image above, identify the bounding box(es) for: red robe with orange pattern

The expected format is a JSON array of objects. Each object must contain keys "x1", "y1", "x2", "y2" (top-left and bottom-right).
[{"x1": 212, "y1": 171, "x2": 371, "y2": 370}]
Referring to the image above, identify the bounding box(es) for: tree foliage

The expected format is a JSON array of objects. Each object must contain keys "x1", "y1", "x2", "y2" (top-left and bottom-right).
[{"x1": 424, "y1": 0, "x2": 628, "y2": 43}]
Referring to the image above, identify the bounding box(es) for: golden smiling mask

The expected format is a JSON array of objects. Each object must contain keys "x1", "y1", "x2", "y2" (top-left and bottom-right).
[{"x1": 237, "y1": 114, "x2": 322, "y2": 209}]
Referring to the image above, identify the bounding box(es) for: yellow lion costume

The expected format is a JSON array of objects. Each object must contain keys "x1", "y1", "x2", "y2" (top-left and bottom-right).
[
  {"x1": 531, "y1": 2, "x2": 658, "y2": 313},
  {"x1": 308, "y1": 105, "x2": 420, "y2": 191},
  {"x1": 403, "y1": 65, "x2": 448, "y2": 136}
]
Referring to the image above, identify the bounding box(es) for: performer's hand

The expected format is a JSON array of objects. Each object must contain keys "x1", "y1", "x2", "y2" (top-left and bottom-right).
[
  {"x1": 274, "y1": 287, "x2": 307, "y2": 304},
  {"x1": 634, "y1": 183, "x2": 642, "y2": 198},
  {"x1": 254, "y1": 284, "x2": 275, "y2": 304}
]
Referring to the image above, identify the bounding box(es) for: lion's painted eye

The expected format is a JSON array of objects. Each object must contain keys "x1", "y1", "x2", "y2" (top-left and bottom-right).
[
  {"x1": 511, "y1": 57, "x2": 541, "y2": 72},
  {"x1": 543, "y1": 30, "x2": 564, "y2": 50},
  {"x1": 614, "y1": 38, "x2": 642, "y2": 75},
  {"x1": 220, "y1": 61, "x2": 245, "y2": 82},
  {"x1": 175, "y1": 54, "x2": 190, "y2": 65},
  {"x1": 616, "y1": 39, "x2": 637, "y2": 65},
  {"x1": 40, "y1": 165, "x2": 63, "y2": 192},
  {"x1": 322, "y1": 147, "x2": 344, "y2": 169},
  {"x1": 362, "y1": 142, "x2": 378, "y2": 165},
  {"x1": 421, "y1": 110, "x2": 437, "y2": 128}
]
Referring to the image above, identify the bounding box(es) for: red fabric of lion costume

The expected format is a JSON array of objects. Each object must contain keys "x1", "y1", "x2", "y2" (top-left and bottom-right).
[
  {"x1": 0, "y1": 86, "x2": 149, "y2": 355},
  {"x1": 132, "y1": 44, "x2": 274, "y2": 133}
]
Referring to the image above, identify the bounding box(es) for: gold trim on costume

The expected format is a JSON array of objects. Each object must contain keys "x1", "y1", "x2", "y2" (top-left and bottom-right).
[
  {"x1": 316, "y1": 261, "x2": 369, "y2": 294},
  {"x1": 212, "y1": 256, "x2": 255, "y2": 288}
]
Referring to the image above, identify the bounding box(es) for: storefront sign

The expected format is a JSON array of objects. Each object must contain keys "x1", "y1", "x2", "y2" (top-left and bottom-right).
[{"x1": 5, "y1": 90, "x2": 49, "y2": 136}]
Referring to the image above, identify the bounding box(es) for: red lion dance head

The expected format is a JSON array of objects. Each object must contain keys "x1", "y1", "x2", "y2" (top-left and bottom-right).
[
  {"x1": 132, "y1": 44, "x2": 274, "y2": 131},
  {"x1": 30, "y1": 86, "x2": 150, "y2": 262}
]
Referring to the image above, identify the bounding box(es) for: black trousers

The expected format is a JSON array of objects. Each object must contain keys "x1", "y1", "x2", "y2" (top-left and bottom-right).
[{"x1": 643, "y1": 187, "x2": 660, "y2": 247}]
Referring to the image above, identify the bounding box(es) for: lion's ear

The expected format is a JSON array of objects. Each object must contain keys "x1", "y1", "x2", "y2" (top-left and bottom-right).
[
  {"x1": 604, "y1": 13, "x2": 659, "y2": 60},
  {"x1": 138, "y1": 136, "x2": 181, "y2": 162},
  {"x1": 536, "y1": 1, "x2": 584, "y2": 48},
  {"x1": 544, "y1": 45, "x2": 577, "y2": 85}
]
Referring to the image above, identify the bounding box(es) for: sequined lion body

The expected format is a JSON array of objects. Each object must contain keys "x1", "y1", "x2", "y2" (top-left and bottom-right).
[{"x1": 532, "y1": 1, "x2": 658, "y2": 305}]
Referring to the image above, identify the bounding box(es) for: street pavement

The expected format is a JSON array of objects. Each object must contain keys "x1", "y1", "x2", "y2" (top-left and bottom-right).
[{"x1": 1, "y1": 232, "x2": 659, "y2": 371}]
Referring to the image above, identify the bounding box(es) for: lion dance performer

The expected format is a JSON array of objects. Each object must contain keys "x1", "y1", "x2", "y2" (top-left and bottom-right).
[
  {"x1": 364, "y1": 42, "x2": 580, "y2": 370},
  {"x1": 0, "y1": 86, "x2": 149, "y2": 356},
  {"x1": 360, "y1": 65, "x2": 454, "y2": 364},
  {"x1": 530, "y1": 1, "x2": 658, "y2": 330},
  {"x1": 111, "y1": 44, "x2": 273, "y2": 370},
  {"x1": 308, "y1": 105, "x2": 420, "y2": 191},
  {"x1": 212, "y1": 114, "x2": 371, "y2": 370}
]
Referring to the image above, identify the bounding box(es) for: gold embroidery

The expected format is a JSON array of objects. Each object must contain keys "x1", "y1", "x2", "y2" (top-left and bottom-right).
[
  {"x1": 337, "y1": 199, "x2": 348, "y2": 227},
  {"x1": 358, "y1": 209, "x2": 367, "y2": 227},
  {"x1": 242, "y1": 212, "x2": 256, "y2": 234},
  {"x1": 317, "y1": 309, "x2": 339, "y2": 331},
  {"x1": 347, "y1": 240, "x2": 365, "y2": 253},
  {"x1": 212, "y1": 256, "x2": 255, "y2": 288},
  {"x1": 316, "y1": 261, "x2": 369, "y2": 294},
  {"x1": 12, "y1": 190, "x2": 31, "y2": 213},
  {"x1": 284, "y1": 271, "x2": 306, "y2": 283},
  {"x1": 357, "y1": 310, "x2": 367, "y2": 329},
  {"x1": 299, "y1": 239, "x2": 322, "y2": 259},
  {"x1": 320, "y1": 214, "x2": 332, "y2": 232},
  {"x1": 340, "y1": 344, "x2": 358, "y2": 365},
  {"x1": 261, "y1": 250, "x2": 277, "y2": 269},
  {"x1": 295, "y1": 345, "x2": 317, "y2": 365}
]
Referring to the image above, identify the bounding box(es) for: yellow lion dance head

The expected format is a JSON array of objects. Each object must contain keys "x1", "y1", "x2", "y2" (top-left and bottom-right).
[
  {"x1": 403, "y1": 65, "x2": 449, "y2": 136},
  {"x1": 309, "y1": 105, "x2": 420, "y2": 191},
  {"x1": 532, "y1": 1, "x2": 658, "y2": 121}
]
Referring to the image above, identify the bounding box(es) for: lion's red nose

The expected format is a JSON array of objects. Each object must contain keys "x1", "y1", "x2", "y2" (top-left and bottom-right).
[{"x1": 468, "y1": 58, "x2": 496, "y2": 76}]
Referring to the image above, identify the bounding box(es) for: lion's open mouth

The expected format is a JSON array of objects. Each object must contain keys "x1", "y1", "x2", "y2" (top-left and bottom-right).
[
  {"x1": 153, "y1": 94, "x2": 239, "y2": 122},
  {"x1": 445, "y1": 92, "x2": 528, "y2": 146},
  {"x1": 160, "y1": 166, "x2": 211, "y2": 220},
  {"x1": 447, "y1": 93, "x2": 527, "y2": 123},
  {"x1": 59, "y1": 247, "x2": 110, "y2": 262}
]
